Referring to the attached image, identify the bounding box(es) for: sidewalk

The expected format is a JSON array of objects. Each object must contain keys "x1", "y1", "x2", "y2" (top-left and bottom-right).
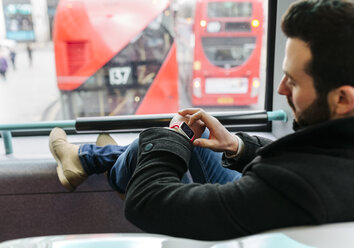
[{"x1": 0, "y1": 42, "x2": 60, "y2": 124}]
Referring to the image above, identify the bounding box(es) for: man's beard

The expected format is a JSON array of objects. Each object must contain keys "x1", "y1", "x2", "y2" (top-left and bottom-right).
[{"x1": 287, "y1": 93, "x2": 331, "y2": 128}]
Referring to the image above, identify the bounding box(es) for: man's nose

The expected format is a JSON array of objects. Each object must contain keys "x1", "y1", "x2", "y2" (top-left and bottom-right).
[{"x1": 277, "y1": 76, "x2": 291, "y2": 96}]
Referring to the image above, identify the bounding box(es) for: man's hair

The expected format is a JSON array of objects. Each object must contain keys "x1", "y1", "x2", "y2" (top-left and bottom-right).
[{"x1": 281, "y1": 0, "x2": 354, "y2": 96}]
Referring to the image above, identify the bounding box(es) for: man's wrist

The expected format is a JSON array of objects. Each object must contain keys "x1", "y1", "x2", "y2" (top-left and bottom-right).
[
  {"x1": 169, "y1": 122, "x2": 195, "y2": 141},
  {"x1": 224, "y1": 135, "x2": 244, "y2": 158}
]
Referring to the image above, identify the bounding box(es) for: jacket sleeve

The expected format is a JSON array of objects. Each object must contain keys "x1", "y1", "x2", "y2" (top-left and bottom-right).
[
  {"x1": 124, "y1": 128, "x2": 317, "y2": 241},
  {"x1": 222, "y1": 132, "x2": 274, "y2": 172}
]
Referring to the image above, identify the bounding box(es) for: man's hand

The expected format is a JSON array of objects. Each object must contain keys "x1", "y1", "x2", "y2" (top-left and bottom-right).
[
  {"x1": 170, "y1": 112, "x2": 205, "y2": 139},
  {"x1": 178, "y1": 108, "x2": 239, "y2": 154}
]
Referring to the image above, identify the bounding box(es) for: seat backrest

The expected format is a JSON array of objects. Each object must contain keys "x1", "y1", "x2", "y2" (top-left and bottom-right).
[{"x1": 0, "y1": 158, "x2": 141, "y2": 242}]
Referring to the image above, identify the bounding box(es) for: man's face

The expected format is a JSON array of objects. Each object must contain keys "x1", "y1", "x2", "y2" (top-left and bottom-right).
[{"x1": 277, "y1": 38, "x2": 331, "y2": 127}]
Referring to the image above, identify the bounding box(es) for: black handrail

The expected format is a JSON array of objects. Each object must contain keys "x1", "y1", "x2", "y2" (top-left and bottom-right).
[{"x1": 75, "y1": 110, "x2": 269, "y2": 131}]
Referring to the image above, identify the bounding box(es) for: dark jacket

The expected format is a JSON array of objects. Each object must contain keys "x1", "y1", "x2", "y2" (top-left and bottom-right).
[{"x1": 124, "y1": 117, "x2": 354, "y2": 241}]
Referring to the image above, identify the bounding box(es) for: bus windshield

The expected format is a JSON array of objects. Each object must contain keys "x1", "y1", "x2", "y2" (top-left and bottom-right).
[
  {"x1": 202, "y1": 37, "x2": 255, "y2": 68},
  {"x1": 199, "y1": 1, "x2": 258, "y2": 69}
]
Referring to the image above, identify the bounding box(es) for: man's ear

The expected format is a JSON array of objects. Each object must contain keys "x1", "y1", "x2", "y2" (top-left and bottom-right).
[{"x1": 329, "y1": 86, "x2": 354, "y2": 117}]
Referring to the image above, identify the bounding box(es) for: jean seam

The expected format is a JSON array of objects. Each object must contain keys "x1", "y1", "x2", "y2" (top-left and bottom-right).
[{"x1": 195, "y1": 148, "x2": 212, "y2": 183}]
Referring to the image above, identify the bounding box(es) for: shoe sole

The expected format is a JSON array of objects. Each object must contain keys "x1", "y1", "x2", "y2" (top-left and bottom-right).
[
  {"x1": 49, "y1": 129, "x2": 75, "y2": 192},
  {"x1": 96, "y1": 133, "x2": 117, "y2": 146},
  {"x1": 96, "y1": 134, "x2": 126, "y2": 200},
  {"x1": 96, "y1": 133, "x2": 117, "y2": 177}
]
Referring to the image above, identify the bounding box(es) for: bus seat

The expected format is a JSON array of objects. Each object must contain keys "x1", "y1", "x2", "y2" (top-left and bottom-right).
[{"x1": 0, "y1": 158, "x2": 141, "y2": 242}]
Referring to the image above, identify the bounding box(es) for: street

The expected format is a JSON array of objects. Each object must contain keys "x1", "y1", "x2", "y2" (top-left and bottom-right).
[{"x1": 0, "y1": 42, "x2": 59, "y2": 124}]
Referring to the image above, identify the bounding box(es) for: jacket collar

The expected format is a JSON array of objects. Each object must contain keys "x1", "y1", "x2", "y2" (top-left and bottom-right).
[{"x1": 258, "y1": 116, "x2": 354, "y2": 156}]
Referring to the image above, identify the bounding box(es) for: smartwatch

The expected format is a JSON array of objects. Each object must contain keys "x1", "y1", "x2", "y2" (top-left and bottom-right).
[{"x1": 170, "y1": 121, "x2": 195, "y2": 141}]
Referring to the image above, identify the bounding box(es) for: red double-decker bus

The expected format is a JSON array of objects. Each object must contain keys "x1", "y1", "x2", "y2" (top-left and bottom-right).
[
  {"x1": 53, "y1": 0, "x2": 179, "y2": 118},
  {"x1": 191, "y1": 0, "x2": 264, "y2": 107}
]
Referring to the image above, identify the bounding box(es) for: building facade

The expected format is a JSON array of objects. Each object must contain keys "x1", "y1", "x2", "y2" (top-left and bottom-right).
[{"x1": 0, "y1": 0, "x2": 58, "y2": 42}]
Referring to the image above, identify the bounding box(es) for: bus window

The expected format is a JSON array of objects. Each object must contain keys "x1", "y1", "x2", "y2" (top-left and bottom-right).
[
  {"x1": 201, "y1": 37, "x2": 256, "y2": 68},
  {"x1": 208, "y1": 2, "x2": 253, "y2": 18},
  {"x1": 0, "y1": 0, "x2": 269, "y2": 124}
]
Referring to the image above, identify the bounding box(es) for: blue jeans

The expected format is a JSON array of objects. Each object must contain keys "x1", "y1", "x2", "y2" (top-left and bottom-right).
[{"x1": 78, "y1": 131, "x2": 242, "y2": 193}]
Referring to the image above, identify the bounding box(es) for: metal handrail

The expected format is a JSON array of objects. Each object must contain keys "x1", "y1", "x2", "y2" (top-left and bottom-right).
[{"x1": 0, "y1": 110, "x2": 287, "y2": 155}]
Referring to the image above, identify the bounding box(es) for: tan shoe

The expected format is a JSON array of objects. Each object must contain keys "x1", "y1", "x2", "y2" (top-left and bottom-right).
[
  {"x1": 49, "y1": 127, "x2": 87, "y2": 192},
  {"x1": 96, "y1": 133, "x2": 117, "y2": 146},
  {"x1": 96, "y1": 133, "x2": 125, "y2": 200}
]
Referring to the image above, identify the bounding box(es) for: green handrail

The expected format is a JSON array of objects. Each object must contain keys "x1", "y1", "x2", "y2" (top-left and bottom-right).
[
  {"x1": 267, "y1": 110, "x2": 288, "y2": 122},
  {"x1": 0, "y1": 120, "x2": 75, "y2": 155},
  {"x1": 0, "y1": 120, "x2": 76, "y2": 131}
]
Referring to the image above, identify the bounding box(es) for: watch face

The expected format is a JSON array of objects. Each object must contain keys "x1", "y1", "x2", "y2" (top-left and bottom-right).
[{"x1": 181, "y1": 122, "x2": 194, "y2": 139}]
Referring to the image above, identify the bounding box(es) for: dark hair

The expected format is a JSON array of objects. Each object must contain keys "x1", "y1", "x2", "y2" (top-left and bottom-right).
[{"x1": 281, "y1": 0, "x2": 354, "y2": 96}]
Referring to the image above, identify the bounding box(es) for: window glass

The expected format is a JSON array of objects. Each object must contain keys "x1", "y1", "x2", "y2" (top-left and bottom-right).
[
  {"x1": 201, "y1": 37, "x2": 256, "y2": 68},
  {"x1": 0, "y1": 0, "x2": 268, "y2": 124},
  {"x1": 207, "y1": 2, "x2": 252, "y2": 18}
]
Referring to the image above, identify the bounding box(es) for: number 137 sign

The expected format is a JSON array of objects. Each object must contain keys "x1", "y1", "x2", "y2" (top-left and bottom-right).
[{"x1": 109, "y1": 67, "x2": 132, "y2": 85}]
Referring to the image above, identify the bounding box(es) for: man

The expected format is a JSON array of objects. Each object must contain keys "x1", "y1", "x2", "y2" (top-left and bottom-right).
[{"x1": 49, "y1": 0, "x2": 354, "y2": 241}]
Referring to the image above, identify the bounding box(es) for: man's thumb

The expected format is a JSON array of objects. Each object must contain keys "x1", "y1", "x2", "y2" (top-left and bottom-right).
[{"x1": 193, "y1": 138, "x2": 210, "y2": 148}]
